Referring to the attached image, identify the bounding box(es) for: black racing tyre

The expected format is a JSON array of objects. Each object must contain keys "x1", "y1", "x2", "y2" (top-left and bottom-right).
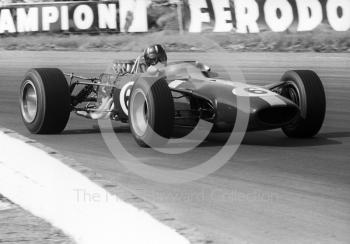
[
  {"x1": 20, "y1": 68, "x2": 70, "y2": 134},
  {"x1": 280, "y1": 70, "x2": 326, "y2": 138},
  {"x1": 128, "y1": 77, "x2": 174, "y2": 147}
]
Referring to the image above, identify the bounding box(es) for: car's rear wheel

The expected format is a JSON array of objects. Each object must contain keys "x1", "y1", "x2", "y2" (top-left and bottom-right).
[
  {"x1": 20, "y1": 68, "x2": 70, "y2": 134},
  {"x1": 280, "y1": 70, "x2": 326, "y2": 138},
  {"x1": 129, "y1": 77, "x2": 174, "y2": 147}
]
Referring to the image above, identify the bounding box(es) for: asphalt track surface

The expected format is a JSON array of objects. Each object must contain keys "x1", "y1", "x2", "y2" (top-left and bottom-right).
[{"x1": 0, "y1": 51, "x2": 349, "y2": 244}]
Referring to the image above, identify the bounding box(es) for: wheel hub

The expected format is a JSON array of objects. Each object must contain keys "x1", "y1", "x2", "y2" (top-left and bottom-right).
[
  {"x1": 21, "y1": 80, "x2": 38, "y2": 123},
  {"x1": 130, "y1": 89, "x2": 149, "y2": 137}
]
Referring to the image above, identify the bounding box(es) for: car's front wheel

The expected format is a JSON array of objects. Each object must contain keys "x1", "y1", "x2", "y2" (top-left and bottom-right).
[
  {"x1": 128, "y1": 77, "x2": 174, "y2": 147},
  {"x1": 280, "y1": 70, "x2": 326, "y2": 138}
]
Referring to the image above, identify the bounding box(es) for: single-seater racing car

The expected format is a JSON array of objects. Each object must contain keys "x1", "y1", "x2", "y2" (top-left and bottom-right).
[{"x1": 19, "y1": 50, "x2": 326, "y2": 147}]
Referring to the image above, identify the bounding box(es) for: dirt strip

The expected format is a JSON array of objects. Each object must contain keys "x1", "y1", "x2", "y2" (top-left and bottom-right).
[{"x1": 0, "y1": 194, "x2": 74, "y2": 244}]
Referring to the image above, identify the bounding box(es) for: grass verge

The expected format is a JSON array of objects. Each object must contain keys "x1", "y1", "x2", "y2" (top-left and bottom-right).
[{"x1": 1, "y1": 29, "x2": 349, "y2": 52}]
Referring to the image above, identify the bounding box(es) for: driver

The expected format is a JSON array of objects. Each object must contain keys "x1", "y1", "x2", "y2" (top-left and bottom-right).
[{"x1": 143, "y1": 44, "x2": 167, "y2": 74}]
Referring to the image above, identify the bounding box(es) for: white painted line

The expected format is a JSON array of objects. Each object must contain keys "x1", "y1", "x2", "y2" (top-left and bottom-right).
[{"x1": 0, "y1": 131, "x2": 189, "y2": 244}]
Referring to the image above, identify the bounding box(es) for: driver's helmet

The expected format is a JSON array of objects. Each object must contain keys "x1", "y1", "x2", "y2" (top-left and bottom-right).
[{"x1": 144, "y1": 44, "x2": 167, "y2": 67}]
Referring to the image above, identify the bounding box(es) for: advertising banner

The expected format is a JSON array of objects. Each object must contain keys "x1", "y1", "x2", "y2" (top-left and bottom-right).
[
  {"x1": 183, "y1": 0, "x2": 350, "y2": 33},
  {"x1": 1, "y1": 0, "x2": 349, "y2": 35},
  {"x1": 0, "y1": 0, "x2": 148, "y2": 34}
]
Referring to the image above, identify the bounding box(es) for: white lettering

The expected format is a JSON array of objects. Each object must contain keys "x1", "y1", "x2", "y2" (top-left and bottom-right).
[
  {"x1": 327, "y1": 0, "x2": 350, "y2": 31},
  {"x1": 212, "y1": 0, "x2": 233, "y2": 32},
  {"x1": 188, "y1": 0, "x2": 210, "y2": 33},
  {"x1": 98, "y1": 4, "x2": 117, "y2": 29},
  {"x1": 264, "y1": 0, "x2": 293, "y2": 32},
  {"x1": 234, "y1": 0, "x2": 260, "y2": 33},
  {"x1": 0, "y1": 9, "x2": 16, "y2": 33},
  {"x1": 296, "y1": 0, "x2": 322, "y2": 31},
  {"x1": 61, "y1": 6, "x2": 69, "y2": 31},
  {"x1": 16, "y1": 8, "x2": 39, "y2": 32},
  {"x1": 73, "y1": 5, "x2": 94, "y2": 30},
  {"x1": 42, "y1": 6, "x2": 59, "y2": 31}
]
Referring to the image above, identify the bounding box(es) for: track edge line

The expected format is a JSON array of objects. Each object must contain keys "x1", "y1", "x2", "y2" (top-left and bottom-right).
[{"x1": 0, "y1": 127, "x2": 208, "y2": 244}]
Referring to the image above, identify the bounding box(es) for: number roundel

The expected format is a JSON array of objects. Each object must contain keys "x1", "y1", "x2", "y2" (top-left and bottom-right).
[
  {"x1": 232, "y1": 86, "x2": 274, "y2": 97},
  {"x1": 119, "y1": 81, "x2": 134, "y2": 116}
]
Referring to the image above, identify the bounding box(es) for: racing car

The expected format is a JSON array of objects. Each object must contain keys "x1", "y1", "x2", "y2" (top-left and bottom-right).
[{"x1": 19, "y1": 55, "x2": 326, "y2": 147}]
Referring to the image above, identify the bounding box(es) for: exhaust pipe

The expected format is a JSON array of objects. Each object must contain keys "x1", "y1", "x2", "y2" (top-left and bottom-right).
[{"x1": 75, "y1": 97, "x2": 114, "y2": 120}]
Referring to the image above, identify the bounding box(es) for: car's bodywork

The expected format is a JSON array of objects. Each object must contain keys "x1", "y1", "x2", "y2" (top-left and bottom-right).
[{"x1": 69, "y1": 58, "x2": 298, "y2": 132}]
